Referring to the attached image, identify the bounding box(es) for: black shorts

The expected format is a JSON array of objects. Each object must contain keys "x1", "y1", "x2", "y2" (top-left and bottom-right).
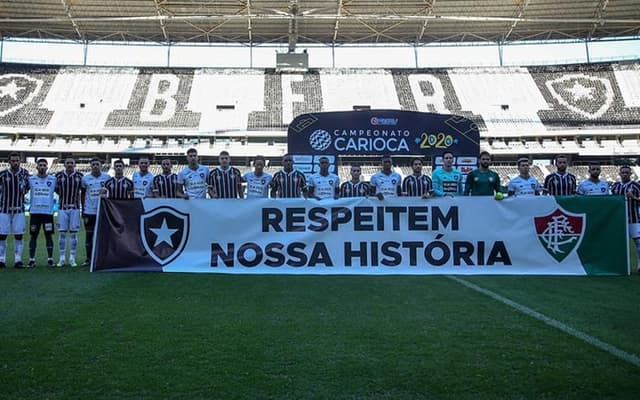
[
  {"x1": 29, "y1": 214, "x2": 55, "y2": 234},
  {"x1": 83, "y1": 214, "x2": 97, "y2": 231}
]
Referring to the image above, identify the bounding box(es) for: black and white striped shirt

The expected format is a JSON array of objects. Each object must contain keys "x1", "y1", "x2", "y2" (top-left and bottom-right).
[
  {"x1": 104, "y1": 176, "x2": 133, "y2": 200},
  {"x1": 544, "y1": 172, "x2": 577, "y2": 196},
  {"x1": 402, "y1": 174, "x2": 433, "y2": 197},
  {"x1": 55, "y1": 170, "x2": 84, "y2": 209},
  {"x1": 271, "y1": 170, "x2": 307, "y2": 198},
  {"x1": 611, "y1": 180, "x2": 640, "y2": 224},
  {"x1": 153, "y1": 173, "x2": 178, "y2": 198},
  {"x1": 0, "y1": 167, "x2": 30, "y2": 214},
  {"x1": 207, "y1": 167, "x2": 243, "y2": 199},
  {"x1": 340, "y1": 181, "x2": 371, "y2": 198}
]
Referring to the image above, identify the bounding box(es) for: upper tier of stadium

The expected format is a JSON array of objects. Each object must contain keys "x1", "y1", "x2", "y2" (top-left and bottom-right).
[
  {"x1": 2, "y1": 0, "x2": 639, "y2": 45},
  {"x1": 0, "y1": 61, "x2": 639, "y2": 159}
]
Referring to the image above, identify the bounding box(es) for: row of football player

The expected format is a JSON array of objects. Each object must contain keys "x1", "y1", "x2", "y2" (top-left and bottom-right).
[{"x1": 1, "y1": 150, "x2": 640, "y2": 269}]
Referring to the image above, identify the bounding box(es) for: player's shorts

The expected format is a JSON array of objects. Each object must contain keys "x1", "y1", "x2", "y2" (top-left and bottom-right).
[
  {"x1": 30, "y1": 213, "x2": 55, "y2": 234},
  {"x1": 83, "y1": 213, "x2": 97, "y2": 231},
  {"x1": 629, "y1": 223, "x2": 640, "y2": 239},
  {"x1": 0, "y1": 213, "x2": 26, "y2": 235},
  {"x1": 57, "y1": 208, "x2": 81, "y2": 232}
]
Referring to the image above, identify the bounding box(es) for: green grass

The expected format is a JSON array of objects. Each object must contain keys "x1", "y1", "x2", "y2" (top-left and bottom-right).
[{"x1": 1, "y1": 229, "x2": 640, "y2": 399}]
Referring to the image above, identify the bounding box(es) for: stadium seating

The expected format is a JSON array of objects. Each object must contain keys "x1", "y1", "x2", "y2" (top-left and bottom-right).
[{"x1": 1, "y1": 62, "x2": 639, "y2": 172}]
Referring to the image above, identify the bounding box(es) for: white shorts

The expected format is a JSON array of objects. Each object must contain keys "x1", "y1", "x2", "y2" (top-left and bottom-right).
[
  {"x1": 629, "y1": 223, "x2": 640, "y2": 239},
  {"x1": 57, "y1": 209, "x2": 82, "y2": 232},
  {"x1": 0, "y1": 213, "x2": 26, "y2": 235}
]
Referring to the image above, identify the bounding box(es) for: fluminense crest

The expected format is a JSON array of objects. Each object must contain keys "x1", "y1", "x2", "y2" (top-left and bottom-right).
[{"x1": 534, "y1": 207, "x2": 585, "y2": 263}]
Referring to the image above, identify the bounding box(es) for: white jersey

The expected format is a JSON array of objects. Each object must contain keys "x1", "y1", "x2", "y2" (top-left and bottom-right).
[
  {"x1": 577, "y1": 179, "x2": 610, "y2": 195},
  {"x1": 370, "y1": 171, "x2": 402, "y2": 198},
  {"x1": 243, "y1": 171, "x2": 273, "y2": 199},
  {"x1": 132, "y1": 171, "x2": 155, "y2": 199},
  {"x1": 82, "y1": 172, "x2": 110, "y2": 215},
  {"x1": 308, "y1": 173, "x2": 340, "y2": 199},
  {"x1": 508, "y1": 175, "x2": 541, "y2": 197},
  {"x1": 177, "y1": 165, "x2": 209, "y2": 199},
  {"x1": 28, "y1": 174, "x2": 57, "y2": 215}
]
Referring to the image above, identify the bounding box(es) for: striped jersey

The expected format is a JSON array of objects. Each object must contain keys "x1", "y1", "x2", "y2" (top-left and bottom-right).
[
  {"x1": 177, "y1": 165, "x2": 209, "y2": 199},
  {"x1": 0, "y1": 167, "x2": 30, "y2": 214},
  {"x1": 544, "y1": 172, "x2": 577, "y2": 195},
  {"x1": 153, "y1": 173, "x2": 179, "y2": 198},
  {"x1": 402, "y1": 174, "x2": 433, "y2": 197},
  {"x1": 208, "y1": 166, "x2": 243, "y2": 199},
  {"x1": 340, "y1": 181, "x2": 371, "y2": 198},
  {"x1": 611, "y1": 180, "x2": 640, "y2": 224},
  {"x1": 82, "y1": 172, "x2": 110, "y2": 214},
  {"x1": 271, "y1": 169, "x2": 307, "y2": 198},
  {"x1": 55, "y1": 170, "x2": 83, "y2": 208},
  {"x1": 132, "y1": 171, "x2": 155, "y2": 199},
  {"x1": 28, "y1": 174, "x2": 57, "y2": 215},
  {"x1": 104, "y1": 176, "x2": 134, "y2": 200},
  {"x1": 244, "y1": 171, "x2": 273, "y2": 199}
]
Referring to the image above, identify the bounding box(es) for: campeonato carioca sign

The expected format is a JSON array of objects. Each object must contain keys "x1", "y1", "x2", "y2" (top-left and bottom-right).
[
  {"x1": 93, "y1": 196, "x2": 629, "y2": 275},
  {"x1": 287, "y1": 110, "x2": 480, "y2": 157}
]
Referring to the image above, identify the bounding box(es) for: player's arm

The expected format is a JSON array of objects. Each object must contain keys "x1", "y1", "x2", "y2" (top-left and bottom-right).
[
  {"x1": 423, "y1": 177, "x2": 433, "y2": 199},
  {"x1": 127, "y1": 180, "x2": 134, "y2": 199},
  {"x1": 101, "y1": 181, "x2": 109, "y2": 199},
  {"x1": 235, "y1": 169, "x2": 244, "y2": 199},
  {"x1": 176, "y1": 184, "x2": 187, "y2": 199},
  {"x1": 463, "y1": 172, "x2": 473, "y2": 196},
  {"x1": 80, "y1": 179, "x2": 88, "y2": 211},
  {"x1": 535, "y1": 180, "x2": 542, "y2": 196},
  {"x1": 333, "y1": 177, "x2": 340, "y2": 199},
  {"x1": 456, "y1": 172, "x2": 464, "y2": 196},
  {"x1": 542, "y1": 175, "x2": 552, "y2": 194},
  {"x1": 270, "y1": 176, "x2": 278, "y2": 198},
  {"x1": 206, "y1": 172, "x2": 217, "y2": 199},
  {"x1": 493, "y1": 173, "x2": 502, "y2": 195},
  {"x1": 432, "y1": 171, "x2": 445, "y2": 197},
  {"x1": 152, "y1": 176, "x2": 160, "y2": 198},
  {"x1": 339, "y1": 182, "x2": 347, "y2": 198},
  {"x1": 396, "y1": 179, "x2": 402, "y2": 197},
  {"x1": 300, "y1": 173, "x2": 309, "y2": 199},
  {"x1": 507, "y1": 180, "x2": 516, "y2": 197}
]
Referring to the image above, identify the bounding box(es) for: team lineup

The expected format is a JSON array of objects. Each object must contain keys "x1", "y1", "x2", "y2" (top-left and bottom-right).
[{"x1": 0, "y1": 149, "x2": 639, "y2": 270}]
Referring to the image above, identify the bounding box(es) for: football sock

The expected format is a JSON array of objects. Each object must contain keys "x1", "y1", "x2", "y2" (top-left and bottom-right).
[
  {"x1": 70, "y1": 232, "x2": 78, "y2": 257},
  {"x1": 14, "y1": 239, "x2": 23, "y2": 262},
  {"x1": 0, "y1": 240, "x2": 6, "y2": 263}
]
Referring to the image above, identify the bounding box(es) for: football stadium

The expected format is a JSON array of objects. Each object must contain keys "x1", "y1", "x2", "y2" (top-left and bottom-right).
[{"x1": 1, "y1": 0, "x2": 640, "y2": 398}]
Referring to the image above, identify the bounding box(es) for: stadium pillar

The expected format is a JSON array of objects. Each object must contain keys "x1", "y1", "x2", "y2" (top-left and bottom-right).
[
  {"x1": 82, "y1": 40, "x2": 88, "y2": 66},
  {"x1": 498, "y1": 42, "x2": 504, "y2": 67},
  {"x1": 0, "y1": 38, "x2": 3, "y2": 63},
  {"x1": 167, "y1": 43, "x2": 171, "y2": 67},
  {"x1": 331, "y1": 45, "x2": 335, "y2": 68},
  {"x1": 585, "y1": 39, "x2": 591, "y2": 64}
]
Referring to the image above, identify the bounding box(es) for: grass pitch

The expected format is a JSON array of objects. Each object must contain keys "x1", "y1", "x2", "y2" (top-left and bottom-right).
[{"x1": 1, "y1": 230, "x2": 639, "y2": 399}]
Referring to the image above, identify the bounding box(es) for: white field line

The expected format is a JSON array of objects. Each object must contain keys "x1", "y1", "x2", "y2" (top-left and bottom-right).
[{"x1": 447, "y1": 275, "x2": 640, "y2": 368}]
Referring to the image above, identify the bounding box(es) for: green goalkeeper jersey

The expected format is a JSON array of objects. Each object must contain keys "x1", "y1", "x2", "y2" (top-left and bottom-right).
[{"x1": 464, "y1": 169, "x2": 501, "y2": 196}]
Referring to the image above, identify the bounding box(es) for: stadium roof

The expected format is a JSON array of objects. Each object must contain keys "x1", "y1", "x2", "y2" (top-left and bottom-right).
[{"x1": 1, "y1": 0, "x2": 639, "y2": 48}]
